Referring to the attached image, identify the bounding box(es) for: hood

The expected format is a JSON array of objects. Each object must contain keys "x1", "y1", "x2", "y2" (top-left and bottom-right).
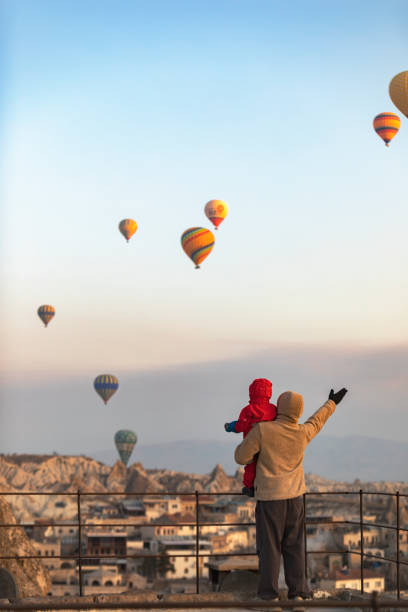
[
  {"x1": 276, "y1": 391, "x2": 304, "y2": 422},
  {"x1": 249, "y1": 378, "x2": 272, "y2": 402}
]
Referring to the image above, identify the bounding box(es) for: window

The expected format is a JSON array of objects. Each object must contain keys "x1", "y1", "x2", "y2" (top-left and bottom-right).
[
  {"x1": 375, "y1": 581, "x2": 382, "y2": 587},
  {"x1": 364, "y1": 581, "x2": 370, "y2": 588},
  {"x1": 184, "y1": 568, "x2": 189, "y2": 574}
]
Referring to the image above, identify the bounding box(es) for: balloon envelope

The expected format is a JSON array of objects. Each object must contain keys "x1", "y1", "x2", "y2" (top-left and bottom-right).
[
  {"x1": 373, "y1": 112, "x2": 400, "y2": 146},
  {"x1": 114, "y1": 429, "x2": 137, "y2": 466},
  {"x1": 204, "y1": 200, "x2": 228, "y2": 229},
  {"x1": 37, "y1": 305, "x2": 55, "y2": 327},
  {"x1": 389, "y1": 71, "x2": 408, "y2": 118},
  {"x1": 181, "y1": 227, "x2": 215, "y2": 268},
  {"x1": 119, "y1": 219, "x2": 138, "y2": 242},
  {"x1": 94, "y1": 374, "x2": 119, "y2": 404}
]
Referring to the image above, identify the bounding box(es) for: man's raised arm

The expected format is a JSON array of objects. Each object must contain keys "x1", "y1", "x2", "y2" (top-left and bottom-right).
[{"x1": 302, "y1": 388, "x2": 348, "y2": 443}]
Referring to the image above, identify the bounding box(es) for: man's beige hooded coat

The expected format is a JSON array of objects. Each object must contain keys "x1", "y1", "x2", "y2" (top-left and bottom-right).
[{"x1": 234, "y1": 392, "x2": 336, "y2": 500}]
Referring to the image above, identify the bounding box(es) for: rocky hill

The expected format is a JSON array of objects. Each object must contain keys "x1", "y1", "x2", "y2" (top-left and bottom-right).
[
  {"x1": 0, "y1": 453, "x2": 407, "y2": 521},
  {"x1": 0, "y1": 454, "x2": 241, "y2": 494},
  {"x1": 0, "y1": 496, "x2": 51, "y2": 596}
]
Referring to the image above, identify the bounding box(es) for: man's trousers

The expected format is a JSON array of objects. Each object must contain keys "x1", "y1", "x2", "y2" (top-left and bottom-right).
[{"x1": 256, "y1": 496, "x2": 310, "y2": 599}]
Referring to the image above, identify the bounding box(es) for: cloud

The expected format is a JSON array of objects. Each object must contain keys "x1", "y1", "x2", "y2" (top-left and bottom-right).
[{"x1": 0, "y1": 343, "x2": 406, "y2": 456}]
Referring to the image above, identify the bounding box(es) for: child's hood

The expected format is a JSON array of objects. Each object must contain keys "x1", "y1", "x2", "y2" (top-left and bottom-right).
[
  {"x1": 249, "y1": 378, "x2": 272, "y2": 402},
  {"x1": 247, "y1": 379, "x2": 275, "y2": 420}
]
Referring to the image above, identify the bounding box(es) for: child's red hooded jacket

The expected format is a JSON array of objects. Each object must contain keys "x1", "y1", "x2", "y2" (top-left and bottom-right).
[{"x1": 235, "y1": 378, "x2": 277, "y2": 437}]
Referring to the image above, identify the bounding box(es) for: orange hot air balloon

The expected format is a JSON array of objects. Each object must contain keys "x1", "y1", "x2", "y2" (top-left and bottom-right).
[
  {"x1": 389, "y1": 71, "x2": 408, "y2": 118},
  {"x1": 181, "y1": 227, "x2": 215, "y2": 269},
  {"x1": 373, "y1": 113, "x2": 400, "y2": 146},
  {"x1": 119, "y1": 219, "x2": 137, "y2": 242},
  {"x1": 204, "y1": 200, "x2": 228, "y2": 229},
  {"x1": 37, "y1": 305, "x2": 55, "y2": 327}
]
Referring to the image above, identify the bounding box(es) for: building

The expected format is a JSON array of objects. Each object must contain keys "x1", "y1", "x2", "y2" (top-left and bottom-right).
[
  {"x1": 85, "y1": 530, "x2": 127, "y2": 569},
  {"x1": 118, "y1": 500, "x2": 145, "y2": 517},
  {"x1": 342, "y1": 528, "x2": 382, "y2": 549},
  {"x1": 32, "y1": 538, "x2": 61, "y2": 570},
  {"x1": 320, "y1": 569, "x2": 385, "y2": 593},
  {"x1": 159, "y1": 538, "x2": 211, "y2": 580}
]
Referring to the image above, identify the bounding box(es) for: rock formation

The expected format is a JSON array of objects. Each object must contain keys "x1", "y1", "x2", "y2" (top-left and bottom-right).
[
  {"x1": 0, "y1": 496, "x2": 51, "y2": 597},
  {"x1": 0, "y1": 453, "x2": 406, "y2": 524}
]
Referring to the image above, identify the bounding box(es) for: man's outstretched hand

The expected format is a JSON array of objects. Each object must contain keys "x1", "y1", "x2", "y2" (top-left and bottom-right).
[{"x1": 329, "y1": 388, "x2": 348, "y2": 405}]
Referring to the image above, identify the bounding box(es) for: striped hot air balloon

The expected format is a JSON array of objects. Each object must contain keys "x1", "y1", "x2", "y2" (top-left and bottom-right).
[
  {"x1": 204, "y1": 199, "x2": 229, "y2": 230},
  {"x1": 94, "y1": 374, "x2": 119, "y2": 404},
  {"x1": 118, "y1": 219, "x2": 138, "y2": 242},
  {"x1": 37, "y1": 305, "x2": 55, "y2": 327},
  {"x1": 373, "y1": 113, "x2": 401, "y2": 146},
  {"x1": 389, "y1": 70, "x2": 408, "y2": 119},
  {"x1": 114, "y1": 429, "x2": 137, "y2": 466},
  {"x1": 181, "y1": 227, "x2": 215, "y2": 269}
]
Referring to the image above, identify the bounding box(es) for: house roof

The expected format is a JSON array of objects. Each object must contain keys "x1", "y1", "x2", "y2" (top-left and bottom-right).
[{"x1": 329, "y1": 569, "x2": 384, "y2": 580}]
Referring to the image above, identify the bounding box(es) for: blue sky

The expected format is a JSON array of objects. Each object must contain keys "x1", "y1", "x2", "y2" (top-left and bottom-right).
[{"x1": 1, "y1": 1, "x2": 408, "y2": 456}]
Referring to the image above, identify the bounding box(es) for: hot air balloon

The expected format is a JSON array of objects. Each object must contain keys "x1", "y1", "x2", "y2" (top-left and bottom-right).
[
  {"x1": 119, "y1": 219, "x2": 138, "y2": 242},
  {"x1": 373, "y1": 113, "x2": 400, "y2": 146},
  {"x1": 181, "y1": 227, "x2": 215, "y2": 269},
  {"x1": 37, "y1": 305, "x2": 55, "y2": 327},
  {"x1": 114, "y1": 429, "x2": 137, "y2": 466},
  {"x1": 389, "y1": 70, "x2": 408, "y2": 118},
  {"x1": 204, "y1": 200, "x2": 229, "y2": 230},
  {"x1": 94, "y1": 374, "x2": 119, "y2": 404}
]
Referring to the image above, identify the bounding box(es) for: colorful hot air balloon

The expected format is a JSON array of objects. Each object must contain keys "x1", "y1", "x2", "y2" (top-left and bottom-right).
[
  {"x1": 181, "y1": 227, "x2": 215, "y2": 269},
  {"x1": 204, "y1": 199, "x2": 229, "y2": 230},
  {"x1": 389, "y1": 70, "x2": 408, "y2": 118},
  {"x1": 114, "y1": 429, "x2": 137, "y2": 466},
  {"x1": 373, "y1": 113, "x2": 401, "y2": 146},
  {"x1": 119, "y1": 219, "x2": 138, "y2": 242},
  {"x1": 94, "y1": 374, "x2": 119, "y2": 404},
  {"x1": 37, "y1": 305, "x2": 55, "y2": 327}
]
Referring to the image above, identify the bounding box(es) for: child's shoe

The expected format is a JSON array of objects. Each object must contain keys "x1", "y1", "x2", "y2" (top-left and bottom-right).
[{"x1": 242, "y1": 486, "x2": 254, "y2": 497}]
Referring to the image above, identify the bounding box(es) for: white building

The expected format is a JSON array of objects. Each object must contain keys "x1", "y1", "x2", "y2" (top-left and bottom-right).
[
  {"x1": 159, "y1": 538, "x2": 211, "y2": 580},
  {"x1": 320, "y1": 569, "x2": 385, "y2": 593}
]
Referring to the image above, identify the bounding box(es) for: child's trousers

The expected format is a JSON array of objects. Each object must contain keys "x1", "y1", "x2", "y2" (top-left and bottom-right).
[{"x1": 243, "y1": 459, "x2": 257, "y2": 488}]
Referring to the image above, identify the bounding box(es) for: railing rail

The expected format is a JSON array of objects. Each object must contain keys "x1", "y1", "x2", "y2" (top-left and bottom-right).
[{"x1": 0, "y1": 489, "x2": 407, "y2": 599}]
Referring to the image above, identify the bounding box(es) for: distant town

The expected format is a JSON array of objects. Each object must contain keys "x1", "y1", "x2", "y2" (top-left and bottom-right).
[{"x1": 1, "y1": 454, "x2": 407, "y2": 598}]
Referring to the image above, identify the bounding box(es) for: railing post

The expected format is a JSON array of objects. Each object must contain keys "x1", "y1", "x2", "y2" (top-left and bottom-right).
[
  {"x1": 303, "y1": 493, "x2": 308, "y2": 579},
  {"x1": 359, "y1": 489, "x2": 364, "y2": 594},
  {"x1": 396, "y1": 491, "x2": 400, "y2": 599},
  {"x1": 370, "y1": 590, "x2": 379, "y2": 612},
  {"x1": 77, "y1": 488, "x2": 83, "y2": 597},
  {"x1": 195, "y1": 489, "x2": 200, "y2": 595}
]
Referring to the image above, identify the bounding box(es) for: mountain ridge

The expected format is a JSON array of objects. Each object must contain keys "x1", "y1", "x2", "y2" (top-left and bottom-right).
[{"x1": 90, "y1": 434, "x2": 408, "y2": 481}]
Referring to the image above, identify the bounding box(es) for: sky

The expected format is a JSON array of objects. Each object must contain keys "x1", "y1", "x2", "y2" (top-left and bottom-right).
[{"x1": 1, "y1": 1, "x2": 408, "y2": 460}]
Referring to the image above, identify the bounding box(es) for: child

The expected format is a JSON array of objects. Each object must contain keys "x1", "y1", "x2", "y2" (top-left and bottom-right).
[{"x1": 225, "y1": 378, "x2": 276, "y2": 497}]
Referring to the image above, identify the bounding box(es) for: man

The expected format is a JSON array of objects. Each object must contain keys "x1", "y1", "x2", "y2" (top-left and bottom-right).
[{"x1": 234, "y1": 388, "x2": 348, "y2": 602}]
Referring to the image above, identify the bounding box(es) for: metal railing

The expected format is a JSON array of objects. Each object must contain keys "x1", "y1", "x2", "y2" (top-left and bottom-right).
[{"x1": 0, "y1": 489, "x2": 407, "y2": 599}]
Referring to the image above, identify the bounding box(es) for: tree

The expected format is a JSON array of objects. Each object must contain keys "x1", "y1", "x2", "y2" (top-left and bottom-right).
[{"x1": 140, "y1": 546, "x2": 175, "y2": 581}]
